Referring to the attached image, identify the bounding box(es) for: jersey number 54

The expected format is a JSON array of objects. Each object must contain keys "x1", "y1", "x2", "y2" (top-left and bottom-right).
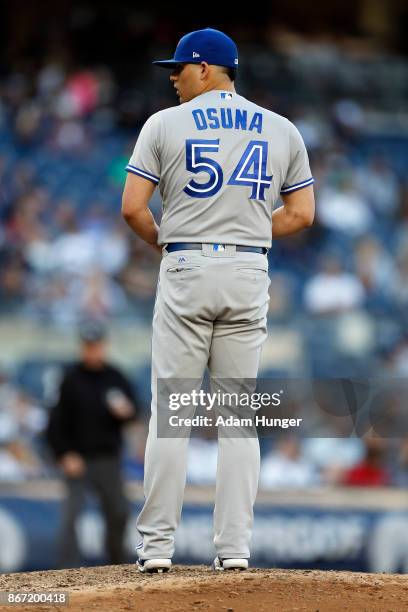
[{"x1": 183, "y1": 139, "x2": 272, "y2": 201}]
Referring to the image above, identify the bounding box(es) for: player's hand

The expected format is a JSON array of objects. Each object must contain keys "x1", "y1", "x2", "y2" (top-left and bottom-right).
[{"x1": 59, "y1": 452, "x2": 86, "y2": 478}]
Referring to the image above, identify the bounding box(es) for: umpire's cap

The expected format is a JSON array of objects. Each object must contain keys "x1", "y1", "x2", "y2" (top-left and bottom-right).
[
  {"x1": 78, "y1": 319, "x2": 107, "y2": 343},
  {"x1": 153, "y1": 28, "x2": 238, "y2": 70}
]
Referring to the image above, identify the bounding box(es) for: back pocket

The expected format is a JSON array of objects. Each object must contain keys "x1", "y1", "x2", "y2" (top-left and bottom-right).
[
  {"x1": 166, "y1": 266, "x2": 201, "y2": 274},
  {"x1": 236, "y1": 267, "x2": 267, "y2": 276}
]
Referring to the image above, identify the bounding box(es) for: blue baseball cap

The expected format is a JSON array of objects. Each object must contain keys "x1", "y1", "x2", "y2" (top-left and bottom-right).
[{"x1": 153, "y1": 28, "x2": 238, "y2": 70}]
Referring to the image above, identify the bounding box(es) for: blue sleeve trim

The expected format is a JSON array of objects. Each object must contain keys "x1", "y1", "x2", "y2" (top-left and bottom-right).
[
  {"x1": 280, "y1": 177, "x2": 314, "y2": 194},
  {"x1": 126, "y1": 165, "x2": 160, "y2": 184}
]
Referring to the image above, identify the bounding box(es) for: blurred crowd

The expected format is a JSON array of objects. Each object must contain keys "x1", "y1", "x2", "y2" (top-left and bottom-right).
[
  {"x1": 0, "y1": 63, "x2": 162, "y2": 326},
  {"x1": 1, "y1": 29, "x2": 408, "y2": 487}
]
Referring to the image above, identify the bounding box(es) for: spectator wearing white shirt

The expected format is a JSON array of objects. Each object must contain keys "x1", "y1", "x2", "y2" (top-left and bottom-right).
[
  {"x1": 304, "y1": 255, "x2": 365, "y2": 315},
  {"x1": 260, "y1": 437, "x2": 319, "y2": 489},
  {"x1": 317, "y1": 176, "x2": 373, "y2": 237},
  {"x1": 187, "y1": 437, "x2": 218, "y2": 485}
]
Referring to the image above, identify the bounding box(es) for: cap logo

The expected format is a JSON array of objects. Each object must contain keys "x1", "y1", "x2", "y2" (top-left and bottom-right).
[
  {"x1": 234, "y1": 58, "x2": 238, "y2": 65},
  {"x1": 192, "y1": 51, "x2": 200, "y2": 58}
]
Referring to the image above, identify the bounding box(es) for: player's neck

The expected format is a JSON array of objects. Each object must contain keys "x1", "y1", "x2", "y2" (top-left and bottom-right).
[{"x1": 200, "y1": 81, "x2": 236, "y2": 96}]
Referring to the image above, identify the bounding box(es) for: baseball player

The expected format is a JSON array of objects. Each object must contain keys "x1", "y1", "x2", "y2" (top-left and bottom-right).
[{"x1": 122, "y1": 27, "x2": 314, "y2": 573}]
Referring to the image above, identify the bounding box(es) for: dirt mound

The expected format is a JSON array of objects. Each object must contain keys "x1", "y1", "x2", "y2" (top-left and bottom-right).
[{"x1": 1, "y1": 564, "x2": 407, "y2": 611}]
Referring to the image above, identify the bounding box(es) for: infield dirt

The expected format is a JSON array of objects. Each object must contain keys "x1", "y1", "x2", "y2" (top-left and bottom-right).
[{"x1": 1, "y1": 564, "x2": 407, "y2": 611}]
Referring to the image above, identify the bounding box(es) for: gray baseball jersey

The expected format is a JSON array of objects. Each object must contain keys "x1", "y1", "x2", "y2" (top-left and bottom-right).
[{"x1": 126, "y1": 90, "x2": 313, "y2": 247}]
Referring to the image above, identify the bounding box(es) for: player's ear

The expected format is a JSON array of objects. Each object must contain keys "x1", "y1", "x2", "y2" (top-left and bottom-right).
[{"x1": 199, "y1": 62, "x2": 210, "y2": 81}]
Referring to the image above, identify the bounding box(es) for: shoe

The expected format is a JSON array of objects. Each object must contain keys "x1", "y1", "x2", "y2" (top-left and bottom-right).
[
  {"x1": 212, "y1": 556, "x2": 248, "y2": 571},
  {"x1": 137, "y1": 558, "x2": 172, "y2": 573}
]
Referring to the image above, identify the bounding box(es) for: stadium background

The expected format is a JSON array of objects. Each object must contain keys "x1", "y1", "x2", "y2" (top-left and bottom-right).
[{"x1": 1, "y1": 0, "x2": 408, "y2": 574}]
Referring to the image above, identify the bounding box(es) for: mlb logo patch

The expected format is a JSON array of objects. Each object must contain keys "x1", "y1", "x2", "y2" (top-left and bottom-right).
[
  {"x1": 213, "y1": 244, "x2": 225, "y2": 252},
  {"x1": 220, "y1": 93, "x2": 233, "y2": 99}
]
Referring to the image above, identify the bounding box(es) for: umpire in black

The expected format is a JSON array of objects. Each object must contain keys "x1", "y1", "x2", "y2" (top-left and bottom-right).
[{"x1": 46, "y1": 320, "x2": 138, "y2": 568}]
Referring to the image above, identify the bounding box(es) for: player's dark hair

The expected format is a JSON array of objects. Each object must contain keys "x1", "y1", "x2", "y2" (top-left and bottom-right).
[
  {"x1": 219, "y1": 66, "x2": 237, "y2": 82},
  {"x1": 226, "y1": 67, "x2": 237, "y2": 82}
]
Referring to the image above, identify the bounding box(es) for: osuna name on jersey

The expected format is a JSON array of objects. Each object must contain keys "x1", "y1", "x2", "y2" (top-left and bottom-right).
[{"x1": 192, "y1": 107, "x2": 263, "y2": 133}]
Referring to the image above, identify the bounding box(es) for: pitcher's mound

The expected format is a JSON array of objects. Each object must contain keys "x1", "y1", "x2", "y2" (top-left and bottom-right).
[{"x1": 1, "y1": 564, "x2": 408, "y2": 611}]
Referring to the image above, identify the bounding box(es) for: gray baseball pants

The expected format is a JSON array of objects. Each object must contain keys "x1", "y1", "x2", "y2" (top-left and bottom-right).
[{"x1": 137, "y1": 244, "x2": 270, "y2": 560}]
